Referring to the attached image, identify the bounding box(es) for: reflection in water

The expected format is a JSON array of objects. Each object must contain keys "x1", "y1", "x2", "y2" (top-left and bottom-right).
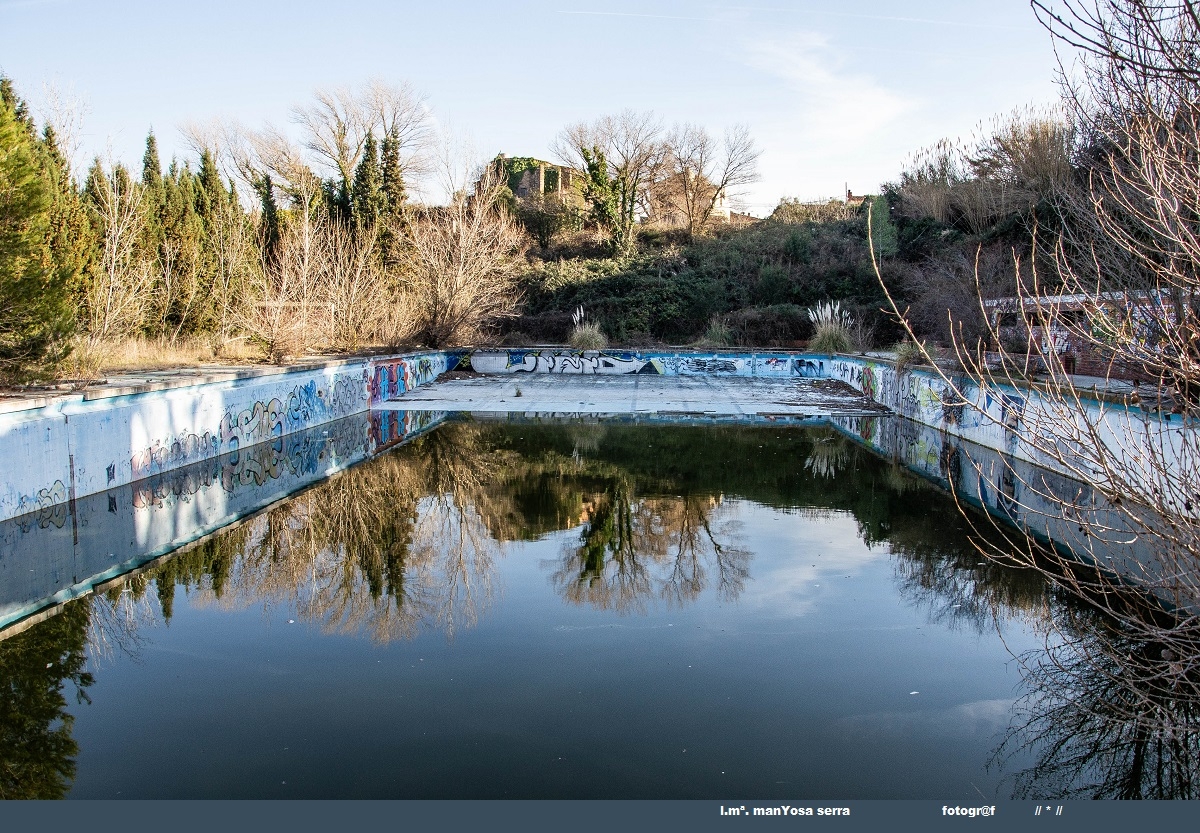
[
  {"x1": 550, "y1": 491, "x2": 749, "y2": 613},
  {"x1": 0, "y1": 603, "x2": 92, "y2": 798},
  {"x1": 2, "y1": 417, "x2": 1198, "y2": 798},
  {"x1": 994, "y1": 599, "x2": 1200, "y2": 799},
  {"x1": 154, "y1": 423, "x2": 503, "y2": 643},
  {"x1": 848, "y1": 418, "x2": 1200, "y2": 799}
]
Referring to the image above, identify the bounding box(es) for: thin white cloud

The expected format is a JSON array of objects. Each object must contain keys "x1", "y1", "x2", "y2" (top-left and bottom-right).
[
  {"x1": 743, "y1": 31, "x2": 913, "y2": 150},
  {"x1": 737, "y1": 30, "x2": 915, "y2": 202}
]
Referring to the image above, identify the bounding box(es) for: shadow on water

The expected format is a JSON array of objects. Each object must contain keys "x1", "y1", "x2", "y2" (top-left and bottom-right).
[{"x1": 0, "y1": 416, "x2": 1197, "y2": 797}]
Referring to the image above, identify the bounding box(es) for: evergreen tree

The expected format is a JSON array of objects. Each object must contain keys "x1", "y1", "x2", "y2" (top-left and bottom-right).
[
  {"x1": 38, "y1": 125, "x2": 93, "y2": 315},
  {"x1": 141, "y1": 131, "x2": 162, "y2": 190},
  {"x1": 195, "y1": 149, "x2": 226, "y2": 220},
  {"x1": 323, "y1": 178, "x2": 351, "y2": 222},
  {"x1": 139, "y1": 132, "x2": 166, "y2": 289},
  {"x1": 378, "y1": 127, "x2": 407, "y2": 267},
  {"x1": 256, "y1": 173, "x2": 280, "y2": 263},
  {"x1": 0, "y1": 79, "x2": 75, "y2": 381},
  {"x1": 380, "y1": 128, "x2": 406, "y2": 213},
  {"x1": 351, "y1": 131, "x2": 383, "y2": 228}
]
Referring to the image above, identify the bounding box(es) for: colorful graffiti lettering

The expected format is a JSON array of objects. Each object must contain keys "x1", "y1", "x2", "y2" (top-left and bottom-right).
[{"x1": 860, "y1": 364, "x2": 877, "y2": 400}]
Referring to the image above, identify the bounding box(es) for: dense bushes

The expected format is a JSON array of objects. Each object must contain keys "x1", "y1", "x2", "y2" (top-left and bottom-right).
[{"x1": 509, "y1": 210, "x2": 904, "y2": 347}]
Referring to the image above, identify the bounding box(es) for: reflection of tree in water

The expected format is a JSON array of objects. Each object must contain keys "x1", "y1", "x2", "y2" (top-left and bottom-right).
[
  {"x1": 887, "y1": 493, "x2": 1050, "y2": 634},
  {"x1": 549, "y1": 483, "x2": 750, "y2": 614},
  {"x1": 151, "y1": 422, "x2": 507, "y2": 643},
  {"x1": 0, "y1": 603, "x2": 93, "y2": 798},
  {"x1": 993, "y1": 599, "x2": 1200, "y2": 799}
]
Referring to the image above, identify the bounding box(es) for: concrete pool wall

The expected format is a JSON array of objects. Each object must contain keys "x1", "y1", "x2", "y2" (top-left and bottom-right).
[
  {"x1": 470, "y1": 347, "x2": 1187, "y2": 487},
  {"x1": 0, "y1": 351, "x2": 465, "y2": 523},
  {"x1": 0, "y1": 344, "x2": 1190, "y2": 633},
  {"x1": 0, "y1": 346, "x2": 1182, "y2": 526}
]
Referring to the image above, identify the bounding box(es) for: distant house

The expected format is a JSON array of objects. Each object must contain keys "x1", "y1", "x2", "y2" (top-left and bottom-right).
[
  {"x1": 641, "y1": 170, "x2": 730, "y2": 227},
  {"x1": 494, "y1": 155, "x2": 577, "y2": 198},
  {"x1": 845, "y1": 189, "x2": 867, "y2": 208}
]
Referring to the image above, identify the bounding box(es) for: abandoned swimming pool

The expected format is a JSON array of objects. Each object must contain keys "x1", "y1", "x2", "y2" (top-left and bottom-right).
[{"x1": 0, "y1": 416, "x2": 1185, "y2": 799}]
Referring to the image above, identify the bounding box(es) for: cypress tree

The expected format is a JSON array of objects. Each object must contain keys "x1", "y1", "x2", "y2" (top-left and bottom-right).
[
  {"x1": 195, "y1": 149, "x2": 225, "y2": 220},
  {"x1": 352, "y1": 131, "x2": 383, "y2": 228},
  {"x1": 380, "y1": 128, "x2": 406, "y2": 211},
  {"x1": 139, "y1": 133, "x2": 166, "y2": 274},
  {"x1": 256, "y1": 173, "x2": 280, "y2": 263},
  {"x1": 141, "y1": 131, "x2": 162, "y2": 190},
  {"x1": 0, "y1": 81, "x2": 75, "y2": 381},
  {"x1": 378, "y1": 127, "x2": 407, "y2": 267},
  {"x1": 38, "y1": 125, "x2": 93, "y2": 313}
]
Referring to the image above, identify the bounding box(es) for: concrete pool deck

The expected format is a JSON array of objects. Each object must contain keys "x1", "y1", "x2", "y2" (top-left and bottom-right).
[{"x1": 377, "y1": 374, "x2": 890, "y2": 417}]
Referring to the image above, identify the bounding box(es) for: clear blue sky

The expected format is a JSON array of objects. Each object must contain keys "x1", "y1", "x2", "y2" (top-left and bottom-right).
[{"x1": 0, "y1": 0, "x2": 1062, "y2": 213}]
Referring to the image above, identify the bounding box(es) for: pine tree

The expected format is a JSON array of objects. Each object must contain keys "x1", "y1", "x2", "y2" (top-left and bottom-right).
[
  {"x1": 0, "y1": 80, "x2": 75, "y2": 381},
  {"x1": 352, "y1": 131, "x2": 383, "y2": 228}
]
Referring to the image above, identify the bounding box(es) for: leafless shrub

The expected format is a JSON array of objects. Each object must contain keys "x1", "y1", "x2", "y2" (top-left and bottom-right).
[
  {"x1": 241, "y1": 211, "x2": 323, "y2": 361},
  {"x1": 877, "y1": 0, "x2": 1200, "y2": 663},
  {"x1": 770, "y1": 198, "x2": 856, "y2": 224},
  {"x1": 84, "y1": 164, "x2": 152, "y2": 343},
  {"x1": 402, "y1": 169, "x2": 526, "y2": 346}
]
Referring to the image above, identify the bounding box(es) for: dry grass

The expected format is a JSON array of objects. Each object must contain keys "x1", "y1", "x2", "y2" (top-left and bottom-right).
[{"x1": 60, "y1": 336, "x2": 267, "y2": 378}]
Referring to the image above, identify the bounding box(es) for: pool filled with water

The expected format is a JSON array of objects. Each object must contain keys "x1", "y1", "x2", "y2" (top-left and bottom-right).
[{"x1": 0, "y1": 417, "x2": 1188, "y2": 799}]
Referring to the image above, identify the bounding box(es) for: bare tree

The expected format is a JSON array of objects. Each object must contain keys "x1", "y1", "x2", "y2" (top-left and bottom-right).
[
  {"x1": 552, "y1": 109, "x2": 664, "y2": 250},
  {"x1": 319, "y1": 218, "x2": 382, "y2": 351},
  {"x1": 85, "y1": 164, "x2": 151, "y2": 343},
  {"x1": 292, "y1": 79, "x2": 431, "y2": 193},
  {"x1": 657, "y1": 122, "x2": 761, "y2": 238},
  {"x1": 877, "y1": 1, "x2": 1200, "y2": 655},
  {"x1": 241, "y1": 210, "x2": 324, "y2": 360},
  {"x1": 402, "y1": 167, "x2": 526, "y2": 346},
  {"x1": 206, "y1": 193, "x2": 259, "y2": 344}
]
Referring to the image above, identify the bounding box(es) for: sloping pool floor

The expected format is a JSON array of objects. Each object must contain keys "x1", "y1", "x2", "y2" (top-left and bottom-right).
[{"x1": 381, "y1": 374, "x2": 888, "y2": 417}]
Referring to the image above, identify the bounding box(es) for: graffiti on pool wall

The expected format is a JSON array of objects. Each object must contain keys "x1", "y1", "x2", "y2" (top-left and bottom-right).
[
  {"x1": 791, "y1": 359, "x2": 822, "y2": 378},
  {"x1": 13, "y1": 480, "x2": 69, "y2": 528},
  {"x1": 498, "y1": 349, "x2": 651, "y2": 374},
  {"x1": 371, "y1": 354, "x2": 449, "y2": 403},
  {"x1": 131, "y1": 372, "x2": 371, "y2": 478},
  {"x1": 685, "y1": 358, "x2": 738, "y2": 374}
]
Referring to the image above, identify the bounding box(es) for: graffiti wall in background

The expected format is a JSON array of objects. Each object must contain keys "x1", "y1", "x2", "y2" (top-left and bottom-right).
[
  {"x1": 369, "y1": 351, "x2": 466, "y2": 405},
  {"x1": 468, "y1": 349, "x2": 829, "y2": 378}
]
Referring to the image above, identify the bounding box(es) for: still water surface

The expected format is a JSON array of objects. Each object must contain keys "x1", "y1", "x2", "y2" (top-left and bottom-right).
[{"x1": 0, "y1": 418, "x2": 1184, "y2": 798}]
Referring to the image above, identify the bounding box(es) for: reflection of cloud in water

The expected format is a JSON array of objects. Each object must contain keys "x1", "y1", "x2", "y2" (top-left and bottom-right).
[
  {"x1": 738, "y1": 505, "x2": 886, "y2": 616},
  {"x1": 837, "y1": 698, "x2": 1015, "y2": 740}
]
